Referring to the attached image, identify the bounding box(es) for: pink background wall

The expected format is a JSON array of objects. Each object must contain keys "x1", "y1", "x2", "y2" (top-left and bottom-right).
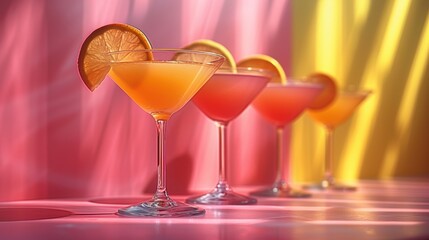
[{"x1": 0, "y1": 0, "x2": 291, "y2": 200}]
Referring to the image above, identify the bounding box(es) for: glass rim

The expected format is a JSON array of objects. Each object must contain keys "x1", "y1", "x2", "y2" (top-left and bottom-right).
[
  {"x1": 105, "y1": 48, "x2": 226, "y2": 59},
  {"x1": 265, "y1": 79, "x2": 324, "y2": 88},
  {"x1": 217, "y1": 66, "x2": 276, "y2": 76},
  {"x1": 340, "y1": 89, "x2": 373, "y2": 95}
]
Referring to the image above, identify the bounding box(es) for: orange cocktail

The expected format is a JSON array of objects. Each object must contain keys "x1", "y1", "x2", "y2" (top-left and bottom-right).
[
  {"x1": 77, "y1": 24, "x2": 225, "y2": 217},
  {"x1": 107, "y1": 49, "x2": 224, "y2": 217},
  {"x1": 307, "y1": 89, "x2": 371, "y2": 191}
]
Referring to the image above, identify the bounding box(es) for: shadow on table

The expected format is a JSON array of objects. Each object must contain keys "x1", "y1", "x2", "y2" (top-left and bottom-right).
[{"x1": 0, "y1": 207, "x2": 72, "y2": 221}]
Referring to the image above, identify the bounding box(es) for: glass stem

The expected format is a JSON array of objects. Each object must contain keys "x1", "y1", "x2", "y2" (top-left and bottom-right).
[
  {"x1": 216, "y1": 122, "x2": 230, "y2": 191},
  {"x1": 154, "y1": 119, "x2": 171, "y2": 201},
  {"x1": 324, "y1": 127, "x2": 335, "y2": 186},
  {"x1": 274, "y1": 126, "x2": 289, "y2": 189}
]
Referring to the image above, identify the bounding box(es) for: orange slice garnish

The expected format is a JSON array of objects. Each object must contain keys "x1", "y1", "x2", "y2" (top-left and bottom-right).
[
  {"x1": 237, "y1": 54, "x2": 287, "y2": 84},
  {"x1": 77, "y1": 23, "x2": 152, "y2": 91},
  {"x1": 306, "y1": 73, "x2": 338, "y2": 109},
  {"x1": 182, "y1": 39, "x2": 236, "y2": 72}
]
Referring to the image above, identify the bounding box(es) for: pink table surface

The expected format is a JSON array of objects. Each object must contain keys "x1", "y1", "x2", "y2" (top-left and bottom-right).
[{"x1": 1, "y1": 179, "x2": 429, "y2": 240}]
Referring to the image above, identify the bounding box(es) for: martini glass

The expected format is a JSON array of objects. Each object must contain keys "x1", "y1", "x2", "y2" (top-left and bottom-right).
[
  {"x1": 250, "y1": 81, "x2": 323, "y2": 198},
  {"x1": 106, "y1": 49, "x2": 224, "y2": 217},
  {"x1": 186, "y1": 68, "x2": 270, "y2": 205},
  {"x1": 305, "y1": 89, "x2": 372, "y2": 191}
]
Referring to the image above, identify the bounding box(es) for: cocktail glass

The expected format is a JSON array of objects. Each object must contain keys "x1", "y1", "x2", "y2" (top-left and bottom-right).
[
  {"x1": 186, "y1": 68, "x2": 270, "y2": 205},
  {"x1": 305, "y1": 89, "x2": 372, "y2": 191},
  {"x1": 250, "y1": 81, "x2": 323, "y2": 198},
  {"x1": 106, "y1": 49, "x2": 224, "y2": 217}
]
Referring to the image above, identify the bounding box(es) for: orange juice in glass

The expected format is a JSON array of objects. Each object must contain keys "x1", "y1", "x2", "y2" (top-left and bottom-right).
[
  {"x1": 110, "y1": 61, "x2": 218, "y2": 120},
  {"x1": 308, "y1": 91, "x2": 370, "y2": 129}
]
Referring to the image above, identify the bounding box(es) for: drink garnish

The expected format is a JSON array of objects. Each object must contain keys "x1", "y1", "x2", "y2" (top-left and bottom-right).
[
  {"x1": 237, "y1": 54, "x2": 287, "y2": 84},
  {"x1": 77, "y1": 23, "x2": 152, "y2": 91},
  {"x1": 305, "y1": 73, "x2": 338, "y2": 109},
  {"x1": 182, "y1": 39, "x2": 236, "y2": 72}
]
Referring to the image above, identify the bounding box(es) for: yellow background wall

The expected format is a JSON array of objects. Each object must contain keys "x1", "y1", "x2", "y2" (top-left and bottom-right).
[{"x1": 290, "y1": 0, "x2": 428, "y2": 183}]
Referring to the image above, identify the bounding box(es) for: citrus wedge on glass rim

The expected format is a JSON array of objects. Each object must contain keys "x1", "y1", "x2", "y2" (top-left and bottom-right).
[
  {"x1": 237, "y1": 54, "x2": 287, "y2": 84},
  {"x1": 182, "y1": 39, "x2": 236, "y2": 72},
  {"x1": 77, "y1": 23, "x2": 152, "y2": 91},
  {"x1": 305, "y1": 72, "x2": 338, "y2": 110}
]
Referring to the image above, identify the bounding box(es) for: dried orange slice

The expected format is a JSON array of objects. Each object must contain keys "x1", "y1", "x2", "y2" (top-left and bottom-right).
[
  {"x1": 182, "y1": 39, "x2": 236, "y2": 71},
  {"x1": 237, "y1": 54, "x2": 287, "y2": 84},
  {"x1": 306, "y1": 73, "x2": 338, "y2": 109},
  {"x1": 77, "y1": 23, "x2": 152, "y2": 91}
]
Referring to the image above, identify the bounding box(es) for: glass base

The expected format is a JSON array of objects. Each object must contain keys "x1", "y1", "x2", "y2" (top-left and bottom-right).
[
  {"x1": 250, "y1": 181, "x2": 311, "y2": 198},
  {"x1": 186, "y1": 182, "x2": 257, "y2": 205},
  {"x1": 117, "y1": 198, "x2": 205, "y2": 218},
  {"x1": 251, "y1": 187, "x2": 311, "y2": 198},
  {"x1": 90, "y1": 197, "x2": 143, "y2": 205},
  {"x1": 303, "y1": 180, "x2": 357, "y2": 191}
]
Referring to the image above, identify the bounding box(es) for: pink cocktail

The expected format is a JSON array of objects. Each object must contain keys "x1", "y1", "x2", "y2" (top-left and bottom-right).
[
  {"x1": 251, "y1": 81, "x2": 322, "y2": 198},
  {"x1": 186, "y1": 68, "x2": 270, "y2": 205}
]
